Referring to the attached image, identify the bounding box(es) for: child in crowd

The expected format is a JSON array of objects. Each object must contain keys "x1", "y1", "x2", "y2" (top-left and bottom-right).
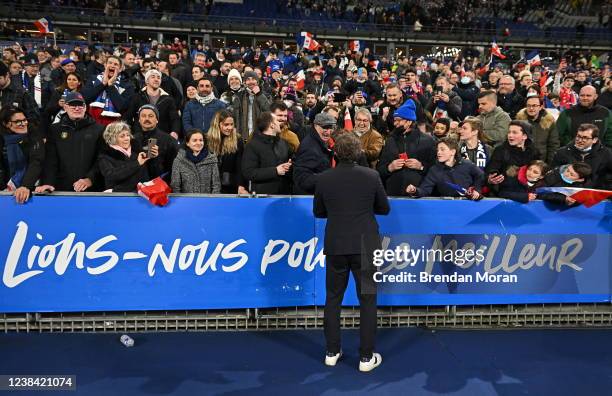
[
  {"x1": 431, "y1": 117, "x2": 451, "y2": 141},
  {"x1": 405, "y1": 138, "x2": 484, "y2": 200},
  {"x1": 498, "y1": 160, "x2": 548, "y2": 203},
  {"x1": 538, "y1": 162, "x2": 592, "y2": 206}
]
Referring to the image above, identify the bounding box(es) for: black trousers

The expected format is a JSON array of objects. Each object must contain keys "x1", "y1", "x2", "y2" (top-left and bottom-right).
[{"x1": 324, "y1": 254, "x2": 377, "y2": 360}]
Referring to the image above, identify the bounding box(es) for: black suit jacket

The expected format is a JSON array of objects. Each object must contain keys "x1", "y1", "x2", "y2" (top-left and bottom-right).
[{"x1": 313, "y1": 162, "x2": 390, "y2": 255}]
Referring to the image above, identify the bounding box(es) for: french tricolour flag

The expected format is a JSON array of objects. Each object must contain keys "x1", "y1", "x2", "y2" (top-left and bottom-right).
[
  {"x1": 348, "y1": 40, "x2": 365, "y2": 52},
  {"x1": 526, "y1": 50, "x2": 541, "y2": 67},
  {"x1": 294, "y1": 69, "x2": 305, "y2": 90},
  {"x1": 343, "y1": 107, "x2": 353, "y2": 131},
  {"x1": 34, "y1": 17, "x2": 53, "y2": 34},
  {"x1": 536, "y1": 187, "x2": 612, "y2": 208},
  {"x1": 297, "y1": 32, "x2": 320, "y2": 51},
  {"x1": 491, "y1": 40, "x2": 506, "y2": 59}
]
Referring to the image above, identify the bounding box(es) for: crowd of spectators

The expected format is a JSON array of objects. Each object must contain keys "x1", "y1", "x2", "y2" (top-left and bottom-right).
[{"x1": 0, "y1": 38, "x2": 610, "y2": 206}]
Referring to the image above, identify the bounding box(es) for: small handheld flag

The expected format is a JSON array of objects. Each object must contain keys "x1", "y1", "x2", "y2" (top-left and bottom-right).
[
  {"x1": 446, "y1": 182, "x2": 468, "y2": 196},
  {"x1": 296, "y1": 32, "x2": 320, "y2": 51},
  {"x1": 343, "y1": 107, "x2": 353, "y2": 131},
  {"x1": 526, "y1": 50, "x2": 541, "y2": 67},
  {"x1": 34, "y1": 17, "x2": 53, "y2": 34},
  {"x1": 294, "y1": 69, "x2": 305, "y2": 90},
  {"x1": 348, "y1": 40, "x2": 365, "y2": 52},
  {"x1": 491, "y1": 41, "x2": 506, "y2": 59}
]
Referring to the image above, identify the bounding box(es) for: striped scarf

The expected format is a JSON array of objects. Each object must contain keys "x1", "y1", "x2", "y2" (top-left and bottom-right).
[
  {"x1": 21, "y1": 71, "x2": 42, "y2": 109},
  {"x1": 89, "y1": 74, "x2": 124, "y2": 118}
]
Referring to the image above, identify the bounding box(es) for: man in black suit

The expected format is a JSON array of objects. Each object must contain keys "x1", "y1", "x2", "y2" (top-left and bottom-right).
[{"x1": 313, "y1": 133, "x2": 390, "y2": 372}]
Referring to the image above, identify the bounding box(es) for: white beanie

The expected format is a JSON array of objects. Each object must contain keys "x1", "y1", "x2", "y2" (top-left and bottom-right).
[
  {"x1": 227, "y1": 68, "x2": 242, "y2": 85},
  {"x1": 144, "y1": 69, "x2": 162, "y2": 83}
]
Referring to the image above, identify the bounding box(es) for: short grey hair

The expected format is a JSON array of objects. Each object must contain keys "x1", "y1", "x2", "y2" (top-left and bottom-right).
[
  {"x1": 355, "y1": 108, "x2": 372, "y2": 122},
  {"x1": 334, "y1": 133, "x2": 362, "y2": 163},
  {"x1": 103, "y1": 121, "x2": 132, "y2": 145}
]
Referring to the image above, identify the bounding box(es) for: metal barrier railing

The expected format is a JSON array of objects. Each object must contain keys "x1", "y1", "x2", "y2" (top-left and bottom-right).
[{"x1": 3, "y1": 304, "x2": 612, "y2": 332}]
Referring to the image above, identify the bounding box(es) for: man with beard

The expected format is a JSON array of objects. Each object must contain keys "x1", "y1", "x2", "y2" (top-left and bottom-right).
[
  {"x1": 303, "y1": 92, "x2": 319, "y2": 124},
  {"x1": 557, "y1": 85, "x2": 612, "y2": 148},
  {"x1": 231, "y1": 71, "x2": 270, "y2": 139},
  {"x1": 133, "y1": 104, "x2": 179, "y2": 183},
  {"x1": 82, "y1": 55, "x2": 135, "y2": 125},
  {"x1": 213, "y1": 61, "x2": 232, "y2": 95},
  {"x1": 271, "y1": 101, "x2": 300, "y2": 152},
  {"x1": 377, "y1": 100, "x2": 435, "y2": 196},
  {"x1": 183, "y1": 77, "x2": 226, "y2": 133},
  {"x1": 123, "y1": 69, "x2": 181, "y2": 139},
  {"x1": 293, "y1": 113, "x2": 337, "y2": 194}
]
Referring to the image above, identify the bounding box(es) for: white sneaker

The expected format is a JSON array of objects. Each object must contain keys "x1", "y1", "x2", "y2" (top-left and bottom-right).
[
  {"x1": 359, "y1": 353, "x2": 382, "y2": 372},
  {"x1": 325, "y1": 350, "x2": 342, "y2": 366}
]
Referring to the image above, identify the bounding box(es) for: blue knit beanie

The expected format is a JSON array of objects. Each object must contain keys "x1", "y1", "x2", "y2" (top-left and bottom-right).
[{"x1": 393, "y1": 99, "x2": 417, "y2": 121}]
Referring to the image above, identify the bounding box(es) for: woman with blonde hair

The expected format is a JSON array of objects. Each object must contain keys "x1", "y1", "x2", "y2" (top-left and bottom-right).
[
  {"x1": 98, "y1": 121, "x2": 150, "y2": 192},
  {"x1": 207, "y1": 110, "x2": 247, "y2": 194}
]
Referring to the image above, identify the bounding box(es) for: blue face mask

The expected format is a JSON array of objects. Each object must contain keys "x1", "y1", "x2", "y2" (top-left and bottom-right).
[{"x1": 559, "y1": 165, "x2": 577, "y2": 184}]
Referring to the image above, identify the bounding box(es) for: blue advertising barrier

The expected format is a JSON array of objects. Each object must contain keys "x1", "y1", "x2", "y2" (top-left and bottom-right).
[{"x1": 0, "y1": 194, "x2": 611, "y2": 312}]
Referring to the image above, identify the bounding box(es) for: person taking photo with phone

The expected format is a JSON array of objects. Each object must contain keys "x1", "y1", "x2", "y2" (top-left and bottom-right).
[
  {"x1": 98, "y1": 121, "x2": 151, "y2": 192},
  {"x1": 133, "y1": 104, "x2": 179, "y2": 184}
]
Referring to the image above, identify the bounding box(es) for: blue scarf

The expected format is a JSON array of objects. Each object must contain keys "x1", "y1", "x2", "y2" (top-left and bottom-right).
[
  {"x1": 186, "y1": 148, "x2": 208, "y2": 164},
  {"x1": 4, "y1": 134, "x2": 27, "y2": 188}
]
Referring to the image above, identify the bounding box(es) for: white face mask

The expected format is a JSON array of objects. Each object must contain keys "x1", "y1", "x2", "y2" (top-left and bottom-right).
[{"x1": 461, "y1": 77, "x2": 471, "y2": 84}]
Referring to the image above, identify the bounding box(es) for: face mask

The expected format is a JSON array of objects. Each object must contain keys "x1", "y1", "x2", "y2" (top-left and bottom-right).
[
  {"x1": 461, "y1": 77, "x2": 470, "y2": 84},
  {"x1": 559, "y1": 165, "x2": 577, "y2": 184}
]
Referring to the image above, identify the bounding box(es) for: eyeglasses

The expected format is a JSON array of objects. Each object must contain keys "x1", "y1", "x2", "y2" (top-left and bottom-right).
[
  {"x1": 67, "y1": 103, "x2": 85, "y2": 108},
  {"x1": 575, "y1": 135, "x2": 593, "y2": 141},
  {"x1": 526, "y1": 104, "x2": 540, "y2": 109},
  {"x1": 10, "y1": 118, "x2": 28, "y2": 125}
]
